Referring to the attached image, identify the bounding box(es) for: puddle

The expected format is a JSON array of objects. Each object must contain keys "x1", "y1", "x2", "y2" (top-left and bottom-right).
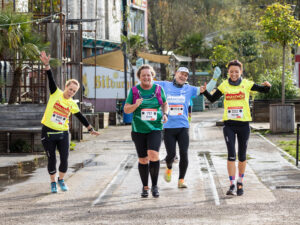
[
  {"x1": 71, "y1": 154, "x2": 101, "y2": 172},
  {"x1": 0, "y1": 156, "x2": 48, "y2": 192}
]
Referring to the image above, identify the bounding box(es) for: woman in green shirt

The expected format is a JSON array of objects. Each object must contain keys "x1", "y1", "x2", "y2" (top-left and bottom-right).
[{"x1": 124, "y1": 64, "x2": 168, "y2": 198}]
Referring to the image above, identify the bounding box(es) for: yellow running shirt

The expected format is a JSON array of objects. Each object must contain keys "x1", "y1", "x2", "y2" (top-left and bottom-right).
[
  {"x1": 41, "y1": 88, "x2": 80, "y2": 131},
  {"x1": 218, "y1": 79, "x2": 254, "y2": 122}
]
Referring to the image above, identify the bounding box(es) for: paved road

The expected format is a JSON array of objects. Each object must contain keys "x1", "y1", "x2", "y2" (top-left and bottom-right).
[{"x1": 1, "y1": 109, "x2": 300, "y2": 225}]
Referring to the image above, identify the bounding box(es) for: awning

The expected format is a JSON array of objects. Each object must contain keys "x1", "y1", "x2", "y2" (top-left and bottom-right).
[
  {"x1": 172, "y1": 54, "x2": 210, "y2": 63},
  {"x1": 137, "y1": 52, "x2": 170, "y2": 64},
  {"x1": 83, "y1": 50, "x2": 170, "y2": 71},
  {"x1": 83, "y1": 50, "x2": 125, "y2": 71}
]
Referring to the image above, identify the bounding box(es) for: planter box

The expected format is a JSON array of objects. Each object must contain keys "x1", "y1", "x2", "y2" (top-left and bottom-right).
[
  {"x1": 252, "y1": 99, "x2": 300, "y2": 122},
  {"x1": 270, "y1": 103, "x2": 295, "y2": 133}
]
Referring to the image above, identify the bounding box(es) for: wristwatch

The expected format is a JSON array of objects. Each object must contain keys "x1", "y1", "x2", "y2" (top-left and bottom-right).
[
  {"x1": 163, "y1": 113, "x2": 168, "y2": 117},
  {"x1": 88, "y1": 127, "x2": 94, "y2": 132}
]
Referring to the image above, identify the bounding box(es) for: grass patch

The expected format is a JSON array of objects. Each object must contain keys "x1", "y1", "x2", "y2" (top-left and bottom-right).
[
  {"x1": 255, "y1": 129, "x2": 271, "y2": 136},
  {"x1": 277, "y1": 140, "x2": 299, "y2": 160}
]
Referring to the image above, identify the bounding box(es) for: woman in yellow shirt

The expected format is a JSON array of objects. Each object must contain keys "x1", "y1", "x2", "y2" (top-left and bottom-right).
[
  {"x1": 40, "y1": 51, "x2": 99, "y2": 193},
  {"x1": 200, "y1": 60, "x2": 271, "y2": 196}
]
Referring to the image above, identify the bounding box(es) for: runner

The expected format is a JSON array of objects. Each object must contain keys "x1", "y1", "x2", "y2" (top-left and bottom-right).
[
  {"x1": 124, "y1": 64, "x2": 168, "y2": 198},
  {"x1": 155, "y1": 66, "x2": 221, "y2": 188},
  {"x1": 200, "y1": 59, "x2": 271, "y2": 196},
  {"x1": 40, "y1": 51, "x2": 99, "y2": 193}
]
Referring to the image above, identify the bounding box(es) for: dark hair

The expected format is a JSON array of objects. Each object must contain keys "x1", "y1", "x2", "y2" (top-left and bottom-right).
[
  {"x1": 136, "y1": 64, "x2": 156, "y2": 79},
  {"x1": 227, "y1": 60, "x2": 243, "y2": 71}
]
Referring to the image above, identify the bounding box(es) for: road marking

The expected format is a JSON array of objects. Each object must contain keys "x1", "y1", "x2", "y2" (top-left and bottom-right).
[
  {"x1": 92, "y1": 154, "x2": 136, "y2": 206},
  {"x1": 199, "y1": 152, "x2": 221, "y2": 206}
]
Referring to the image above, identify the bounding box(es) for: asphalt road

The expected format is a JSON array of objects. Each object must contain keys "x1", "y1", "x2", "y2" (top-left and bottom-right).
[{"x1": 1, "y1": 108, "x2": 300, "y2": 225}]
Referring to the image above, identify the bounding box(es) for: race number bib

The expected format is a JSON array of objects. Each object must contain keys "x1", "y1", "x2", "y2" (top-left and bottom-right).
[
  {"x1": 169, "y1": 104, "x2": 184, "y2": 116},
  {"x1": 227, "y1": 106, "x2": 244, "y2": 119},
  {"x1": 141, "y1": 109, "x2": 157, "y2": 121},
  {"x1": 51, "y1": 111, "x2": 67, "y2": 125}
]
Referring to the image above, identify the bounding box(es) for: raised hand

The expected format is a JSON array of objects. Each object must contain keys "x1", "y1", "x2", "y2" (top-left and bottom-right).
[
  {"x1": 261, "y1": 81, "x2": 271, "y2": 87},
  {"x1": 40, "y1": 51, "x2": 51, "y2": 66},
  {"x1": 200, "y1": 82, "x2": 207, "y2": 93}
]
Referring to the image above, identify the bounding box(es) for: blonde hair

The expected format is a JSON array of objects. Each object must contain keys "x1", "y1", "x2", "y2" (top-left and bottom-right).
[
  {"x1": 65, "y1": 79, "x2": 80, "y2": 88},
  {"x1": 136, "y1": 64, "x2": 156, "y2": 79}
]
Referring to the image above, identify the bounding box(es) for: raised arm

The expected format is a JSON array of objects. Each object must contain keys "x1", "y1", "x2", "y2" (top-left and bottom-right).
[
  {"x1": 200, "y1": 82, "x2": 223, "y2": 103},
  {"x1": 251, "y1": 81, "x2": 271, "y2": 93},
  {"x1": 40, "y1": 51, "x2": 57, "y2": 94}
]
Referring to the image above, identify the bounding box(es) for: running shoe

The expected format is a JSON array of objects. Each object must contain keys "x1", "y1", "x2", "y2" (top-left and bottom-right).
[
  {"x1": 236, "y1": 182, "x2": 244, "y2": 196},
  {"x1": 226, "y1": 184, "x2": 235, "y2": 195},
  {"x1": 141, "y1": 187, "x2": 149, "y2": 198},
  {"x1": 51, "y1": 182, "x2": 57, "y2": 193},
  {"x1": 151, "y1": 185, "x2": 159, "y2": 198},
  {"x1": 164, "y1": 168, "x2": 172, "y2": 182},
  {"x1": 178, "y1": 179, "x2": 188, "y2": 188},
  {"x1": 57, "y1": 178, "x2": 68, "y2": 192}
]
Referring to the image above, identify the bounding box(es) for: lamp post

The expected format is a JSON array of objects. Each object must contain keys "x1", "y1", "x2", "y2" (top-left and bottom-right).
[{"x1": 122, "y1": 0, "x2": 128, "y2": 99}]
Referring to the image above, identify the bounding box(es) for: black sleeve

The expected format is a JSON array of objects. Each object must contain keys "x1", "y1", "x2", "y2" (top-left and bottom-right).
[
  {"x1": 46, "y1": 70, "x2": 57, "y2": 94},
  {"x1": 74, "y1": 112, "x2": 90, "y2": 127},
  {"x1": 203, "y1": 89, "x2": 223, "y2": 103},
  {"x1": 251, "y1": 83, "x2": 270, "y2": 93}
]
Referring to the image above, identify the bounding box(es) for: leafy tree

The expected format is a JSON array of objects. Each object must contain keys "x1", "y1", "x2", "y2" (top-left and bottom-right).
[
  {"x1": 176, "y1": 33, "x2": 204, "y2": 85},
  {"x1": 121, "y1": 34, "x2": 146, "y2": 65},
  {"x1": 0, "y1": 6, "x2": 50, "y2": 104},
  {"x1": 260, "y1": 3, "x2": 300, "y2": 104}
]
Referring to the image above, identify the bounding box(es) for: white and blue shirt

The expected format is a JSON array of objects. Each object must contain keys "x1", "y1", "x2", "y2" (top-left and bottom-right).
[{"x1": 154, "y1": 81, "x2": 199, "y2": 128}]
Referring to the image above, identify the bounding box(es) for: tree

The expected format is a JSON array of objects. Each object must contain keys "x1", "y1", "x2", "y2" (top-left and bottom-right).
[
  {"x1": 0, "y1": 7, "x2": 50, "y2": 104},
  {"x1": 176, "y1": 33, "x2": 204, "y2": 85},
  {"x1": 121, "y1": 34, "x2": 146, "y2": 66},
  {"x1": 260, "y1": 3, "x2": 300, "y2": 104}
]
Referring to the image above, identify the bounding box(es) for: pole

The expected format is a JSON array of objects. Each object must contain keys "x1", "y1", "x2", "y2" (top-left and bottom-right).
[{"x1": 122, "y1": 0, "x2": 128, "y2": 99}]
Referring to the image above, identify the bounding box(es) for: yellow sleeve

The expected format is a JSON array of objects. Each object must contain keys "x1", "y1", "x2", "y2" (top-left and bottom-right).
[
  {"x1": 217, "y1": 80, "x2": 227, "y2": 94},
  {"x1": 71, "y1": 100, "x2": 80, "y2": 114}
]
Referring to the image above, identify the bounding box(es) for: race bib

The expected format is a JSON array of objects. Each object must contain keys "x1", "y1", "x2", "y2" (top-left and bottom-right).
[
  {"x1": 141, "y1": 109, "x2": 157, "y2": 121},
  {"x1": 51, "y1": 111, "x2": 67, "y2": 125},
  {"x1": 169, "y1": 104, "x2": 184, "y2": 116},
  {"x1": 227, "y1": 106, "x2": 244, "y2": 119}
]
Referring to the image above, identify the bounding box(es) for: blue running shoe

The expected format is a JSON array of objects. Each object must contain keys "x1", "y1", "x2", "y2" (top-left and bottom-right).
[
  {"x1": 58, "y1": 178, "x2": 68, "y2": 192},
  {"x1": 51, "y1": 182, "x2": 57, "y2": 193}
]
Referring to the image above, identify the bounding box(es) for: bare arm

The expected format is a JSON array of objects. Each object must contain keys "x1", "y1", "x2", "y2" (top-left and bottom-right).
[{"x1": 124, "y1": 98, "x2": 143, "y2": 114}]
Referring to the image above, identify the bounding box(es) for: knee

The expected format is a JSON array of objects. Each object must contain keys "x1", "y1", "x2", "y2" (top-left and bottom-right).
[
  {"x1": 238, "y1": 154, "x2": 246, "y2": 162},
  {"x1": 148, "y1": 150, "x2": 159, "y2": 161},
  {"x1": 139, "y1": 157, "x2": 148, "y2": 164},
  {"x1": 227, "y1": 154, "x2": 236, "y2": 161}
]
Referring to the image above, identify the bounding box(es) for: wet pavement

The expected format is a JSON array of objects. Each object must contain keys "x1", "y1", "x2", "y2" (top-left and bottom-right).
[{"x1": 1, "y1": 108, "x2": 300, "y2": 225}]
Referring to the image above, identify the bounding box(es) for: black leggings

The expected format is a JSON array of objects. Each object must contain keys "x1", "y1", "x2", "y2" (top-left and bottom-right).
[
  {"x1": 164, "y1": 128, "x2": 189, "y2": 179},
  {"x1": 41, "y1": 125, "x2": 70, "y2": 175},
  {"x1": 223, "y1": 123, "x2": 250, "y2": 162}
]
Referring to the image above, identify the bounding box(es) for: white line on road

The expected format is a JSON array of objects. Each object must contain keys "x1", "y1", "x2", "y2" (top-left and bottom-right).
[
  {"x1": 92, "y1": 154, "x2": 135, "y2": 206},
  {"x1": 203, "y1": 153, "x2": 220, "y2": 206}
]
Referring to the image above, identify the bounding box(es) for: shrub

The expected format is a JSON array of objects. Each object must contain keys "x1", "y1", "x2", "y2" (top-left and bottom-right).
[
  {"x1": 10, "y1": 139, "x2": 31, "y2": 153},
  {"x1": 256, "y1": 67, "x2": 299, "y2": 100}
]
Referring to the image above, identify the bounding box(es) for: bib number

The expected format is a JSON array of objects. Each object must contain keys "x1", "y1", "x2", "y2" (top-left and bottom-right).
[
  {"x1": 51, "y1": 112, "x2": 67, "y2": 125},
  {"x1": 227, "y1": 106, "x2": 243, "y2": 119},
  {"x1": 141, "y1": 109, "x2": 157, "y2": 121},
  {"x1": 169, "y1": 104, "x2": 184, "y2": 116}
]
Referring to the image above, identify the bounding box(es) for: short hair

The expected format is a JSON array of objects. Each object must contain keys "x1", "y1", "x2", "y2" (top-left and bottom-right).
[
  {"x1": 66, "y1": 79, "x2": 80, "y2": 88},
  {"x1": 227, "y1": 60, "x2": 243, "y2": 71},
  {"x1": 136, "y1": 64, "x2": 156, "y2": 79}
]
